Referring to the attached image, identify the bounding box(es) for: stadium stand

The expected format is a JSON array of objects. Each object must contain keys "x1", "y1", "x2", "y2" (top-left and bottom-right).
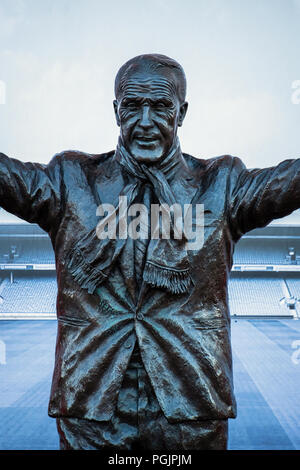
[
  {"x1": 284, "y1": 276, "x2": 300, "y2": 299},
  {"x1": 0, "y1": 273, "x2": 57, "y2": 319},
  {"x1": 233, "y1": 240, "x2": 300, "y2": 265},
  {"x1": 1, "y1": 207, "x2": 300, "y2": 320},
  {"x1": 228, "y1": 274, "x2": 291, "y2": 317},
  {"x1": 0, "y1": 239, "x2": 55, "y2": 264}
]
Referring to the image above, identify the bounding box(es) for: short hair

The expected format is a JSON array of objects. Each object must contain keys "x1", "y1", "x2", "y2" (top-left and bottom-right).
[{"x1": 114, "y1": 53, "x2": 187, "y2": 103}]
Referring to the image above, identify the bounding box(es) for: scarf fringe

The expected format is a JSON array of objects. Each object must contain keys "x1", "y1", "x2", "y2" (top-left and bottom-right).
[
  {"x1": 66, "y1": 249, "x2": 107, "y2": 294},
  {"x1": 143, "y1": 262, "x2": 192, "y2": 295}
]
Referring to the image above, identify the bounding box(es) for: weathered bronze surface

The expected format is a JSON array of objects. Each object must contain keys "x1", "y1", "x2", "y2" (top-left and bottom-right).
[{"x1": 1, "y1": 54, "x2": 300, "y2": 450}]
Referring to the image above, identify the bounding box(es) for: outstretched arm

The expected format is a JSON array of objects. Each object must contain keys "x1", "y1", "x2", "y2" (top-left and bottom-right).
[
  {"x1": 0, "y1": 152, "x2": 63, "y2": 234},
  {"x1": 228, "y1": 156, "x2": 300, "y2": 241}
]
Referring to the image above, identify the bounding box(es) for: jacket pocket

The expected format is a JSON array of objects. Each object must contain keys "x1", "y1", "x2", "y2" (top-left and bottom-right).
[
  {"x1": 58, "y1": 315, "x2": 90, "y2": 327},
  {"x1": 192, "y1": 317, "x2": 228, "y2": 330}
]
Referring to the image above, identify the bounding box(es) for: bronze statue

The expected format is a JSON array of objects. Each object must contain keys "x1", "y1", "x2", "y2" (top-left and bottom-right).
[{"x1": 1, "y1": 53, "x2": 300, "y2": 450}]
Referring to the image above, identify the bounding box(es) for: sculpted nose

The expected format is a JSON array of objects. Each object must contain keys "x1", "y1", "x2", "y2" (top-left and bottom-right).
[{"x1": 139, "y1": 105, "x2": 152, "y2": 129}]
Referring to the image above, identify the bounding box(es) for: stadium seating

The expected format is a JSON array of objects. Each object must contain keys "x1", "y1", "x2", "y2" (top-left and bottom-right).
[
  {"x1": 0, "y1": 239, "x2": 54, "y2": 264},
  {"x1": 0, "y1": 274, "x2": 57, "y2": 319},
  {"x1": 285, "y1": 277, "x2": 300, "y2": 299},
  {"x1": 233, "y1": 240, "x2": 300, "y2": 265},
  {"x1": 228, "y1": 275, "x2": 292, "y2": 317}
]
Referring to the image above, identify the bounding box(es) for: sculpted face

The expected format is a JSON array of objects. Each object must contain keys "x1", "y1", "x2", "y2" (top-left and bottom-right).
[{"x1": 113, "y1": 70, "x2": 188, "y2": 163}]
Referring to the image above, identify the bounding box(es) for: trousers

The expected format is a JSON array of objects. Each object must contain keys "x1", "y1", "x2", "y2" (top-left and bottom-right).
[{"x1": 56, "y1": 343, "x2": 228, "y2": 450}]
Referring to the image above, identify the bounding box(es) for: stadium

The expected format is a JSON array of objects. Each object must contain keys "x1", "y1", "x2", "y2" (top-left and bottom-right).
[{"x1": 0, "y1": 207, "x2": 300, "y2": 450}]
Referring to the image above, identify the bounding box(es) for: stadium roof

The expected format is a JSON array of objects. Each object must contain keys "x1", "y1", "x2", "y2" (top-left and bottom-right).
[
  {"x1": 269, "y1": 210, "x2": 300, "y2": 226},
  {"x1": 0, "y1": 209, "x2": 29, "y2": 224}
]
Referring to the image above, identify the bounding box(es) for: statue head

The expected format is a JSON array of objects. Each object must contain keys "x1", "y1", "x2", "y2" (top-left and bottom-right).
[{"x1": 113, "y1": 54, "x2": 188, "y2": 164}]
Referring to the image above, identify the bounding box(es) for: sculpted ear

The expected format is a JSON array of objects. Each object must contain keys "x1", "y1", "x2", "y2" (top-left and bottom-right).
[
  {"x1": 113, "y1": 100, "x2": 120, "y2": 127},
  {"x1": 178, "y1": 101, "x2": 188, "y2": 127}
]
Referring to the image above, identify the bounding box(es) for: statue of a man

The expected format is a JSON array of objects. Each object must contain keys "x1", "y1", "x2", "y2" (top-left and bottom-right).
[{"x1": 1, "y1": 53, "x2": 300, "y2": 450}]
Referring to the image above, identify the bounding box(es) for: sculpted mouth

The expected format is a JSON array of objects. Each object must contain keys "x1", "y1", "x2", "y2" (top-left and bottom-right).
[{"x1": 135, "y1": 136, "x2": 159, "y2": 143}]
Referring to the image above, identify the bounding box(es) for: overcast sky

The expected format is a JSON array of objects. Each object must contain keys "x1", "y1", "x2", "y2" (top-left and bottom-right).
[{"x1": 1, "y1": 0, "x2": 300, "y2": 173}]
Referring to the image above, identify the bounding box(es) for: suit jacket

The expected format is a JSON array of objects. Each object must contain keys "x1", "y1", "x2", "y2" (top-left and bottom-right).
[{"x1": 1, "y1": 148, "x2": 300, "y2": 423}]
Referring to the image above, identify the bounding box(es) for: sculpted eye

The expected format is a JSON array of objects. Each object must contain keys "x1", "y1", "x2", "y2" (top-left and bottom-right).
[
  {"x1": 153, "y1": 100, "x2": 172, "y2": 111},
  {"x1": 154, "y1": 101, "x2": 167, "y2": 109},
  {"x1": 123, "y1": 100, "x2": 139, "y2": 110},
  {"x1": 128, "y1": 102, "x2": 138, "y2": 109}
]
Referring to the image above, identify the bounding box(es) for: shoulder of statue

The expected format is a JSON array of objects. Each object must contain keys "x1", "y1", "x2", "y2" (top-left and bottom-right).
[
  {"x1": 49, "y1": 149, "x2": 115, "y2": 168},
  {"x1": 183, "y1": 152, "x2": 240, "y2": 172}
]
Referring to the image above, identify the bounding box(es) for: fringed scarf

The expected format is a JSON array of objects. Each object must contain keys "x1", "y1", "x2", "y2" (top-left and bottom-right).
[{"x1": 65, "y1": 137, "x2": 193, "y2": 295}]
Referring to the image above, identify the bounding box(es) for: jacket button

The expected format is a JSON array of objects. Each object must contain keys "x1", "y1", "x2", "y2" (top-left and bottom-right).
[
  {"x1": 136, "y1": 313, "x2": 144, "y2": 321},
  {"x1": 125, "y1": 341, "x2": 132, "y2": 349}
]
